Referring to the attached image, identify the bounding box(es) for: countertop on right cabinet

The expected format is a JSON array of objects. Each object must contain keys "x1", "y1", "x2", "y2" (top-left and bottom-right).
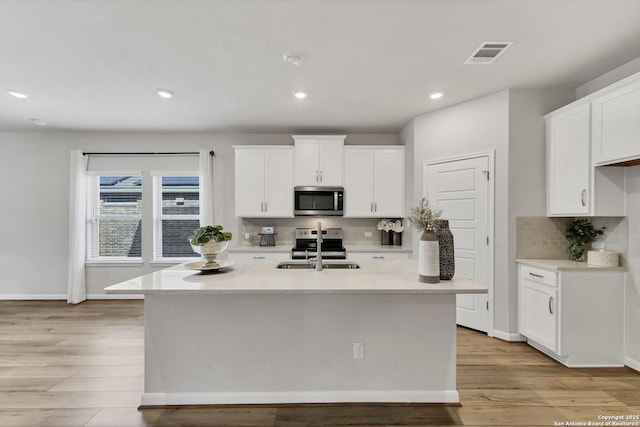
[{"x1": 516, "y1": 258, "x2": 626, "y2": 271}]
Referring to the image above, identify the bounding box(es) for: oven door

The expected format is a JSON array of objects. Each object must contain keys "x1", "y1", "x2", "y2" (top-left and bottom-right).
[{"x1": 294, "y1": 186, "x2": 343, "y2": 216}]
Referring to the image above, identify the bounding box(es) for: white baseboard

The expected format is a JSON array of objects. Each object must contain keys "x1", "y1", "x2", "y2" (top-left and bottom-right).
[
  {"x1": 0, "y1": 294, "x2": 66, "y2": 300},
  {"x1": 0, "y1": 294, "x2": 144, "y2": 301},
  {"x1": 626, "y1": 357, "x2": 640, "y2": 372},
  {"x1": 87, "y1": 293, "x2": 144, "y2": 300},
  {"x1": 141, "y1": 390, "x2": 460, "y2": 406},
  {"x1": 491, "y1": 329, "x2": 526, "y2": 342}
]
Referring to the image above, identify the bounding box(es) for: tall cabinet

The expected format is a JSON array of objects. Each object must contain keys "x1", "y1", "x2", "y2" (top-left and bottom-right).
[
  {"x1": 343, "y1": 146, "x2": 405, "y2": 218},
  {"x1": 234, "y1": 146, "x2": 294, "y2": 217}
]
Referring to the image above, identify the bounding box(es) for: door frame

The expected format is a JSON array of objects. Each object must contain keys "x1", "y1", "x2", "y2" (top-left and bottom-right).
[{"x1": 423, "y1": 150, "x2": 495, "y2": 337}]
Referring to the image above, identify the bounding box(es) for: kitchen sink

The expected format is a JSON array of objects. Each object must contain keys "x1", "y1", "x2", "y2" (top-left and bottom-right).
[{"x1": 276, "y1": 261, "x2": 361, "y2": 270}]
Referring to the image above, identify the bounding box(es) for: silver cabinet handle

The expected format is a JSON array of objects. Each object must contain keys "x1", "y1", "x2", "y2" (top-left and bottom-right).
[
  {"x1": 319, "y1": 170, "x2": 323, "y2": 182},
  {"x1": 370, "y1": 202, "x2": 374, "y2": 212},
  {"x1": 548, "y1": 296, "x2": 554, "y2": 314},
  {"x1": 581, "y1": 189, "x2": 587, "y2": 207},
  {"x1": 529, "y1": 272, "x2": 544, "y2": 279},
  {"x1": 253, "y1": 256, "x2": 266, "y2": 259},
  {"x1": 260, "y1": 202, "x2": 264, "y2": 212},
  {"x1": 264, "y1": 201, "x2": 267, "y2": 212},
  {"x1": 372, "y1": 256, "x2": 385, "y2": 259},
  {"x1": 316, "y1": 170, "x2": 319, "y2": 182},
  {"x1": 374, "y1": 202, "x2": 377, "y2": 212}
]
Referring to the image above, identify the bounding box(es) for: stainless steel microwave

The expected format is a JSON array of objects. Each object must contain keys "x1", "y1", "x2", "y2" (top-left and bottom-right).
[{"x1": 294, "y1": 186, "x2": 344, "y2": 216}]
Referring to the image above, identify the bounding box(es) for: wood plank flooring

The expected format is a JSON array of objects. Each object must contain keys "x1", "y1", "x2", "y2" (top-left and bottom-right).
[{"x1": 0, "y1": 300, "x2": 638, "y2": 426}]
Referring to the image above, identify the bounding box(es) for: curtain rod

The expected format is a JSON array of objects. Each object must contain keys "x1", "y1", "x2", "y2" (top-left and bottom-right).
[{"x1": 83, "y1": 150, "x2": 215, "y2": 156}]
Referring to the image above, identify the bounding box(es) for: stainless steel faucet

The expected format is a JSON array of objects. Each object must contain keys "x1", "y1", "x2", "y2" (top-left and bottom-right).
[{"x1": 315, "y1": 221, "x2": 323, "y2": 271}]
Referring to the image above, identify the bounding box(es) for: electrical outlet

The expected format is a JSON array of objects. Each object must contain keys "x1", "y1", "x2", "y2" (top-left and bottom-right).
[
  {"x1": 353, "y1": 342, "x2": 364, "y2": 359},
  {"x1": 364, "y1": 232, "x2": 372, "y2": 238}
]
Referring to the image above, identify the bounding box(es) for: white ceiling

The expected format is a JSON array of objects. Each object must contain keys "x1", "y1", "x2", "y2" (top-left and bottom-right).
[{"x1": 2, "y1": 0, "x2": 640, "y2": 134}]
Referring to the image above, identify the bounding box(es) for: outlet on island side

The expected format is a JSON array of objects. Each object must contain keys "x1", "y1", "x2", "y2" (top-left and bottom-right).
[
  {"x1": 353, "y1": 342, "x2": 364, "y2": 360},
  {"x1": 364, "y1": 232, "x2": 372, "y2": 238}
]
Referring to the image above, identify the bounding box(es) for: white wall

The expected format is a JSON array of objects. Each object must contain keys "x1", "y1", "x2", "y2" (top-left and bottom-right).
[
  {"x1": 404, "y1": 88, "x2": 573, "y2": 336},
  {"x1": 576, "y1": 56, "x2": 640, "y2": 99},
  {"x1": 0, "y1": 132, "x2": 398, "y2": 298}
]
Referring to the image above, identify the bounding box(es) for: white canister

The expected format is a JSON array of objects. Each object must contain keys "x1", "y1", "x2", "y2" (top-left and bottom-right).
[{"x1": 587, "y1": 250, "x2": 619, "y2": 267}]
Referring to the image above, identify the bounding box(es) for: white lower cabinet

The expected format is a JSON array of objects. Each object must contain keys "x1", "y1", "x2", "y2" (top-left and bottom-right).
[
  {"x1": 518, "y1": 262, "x2": 624, "y2": 367},
  {"x1": 347, "y1": 251, "x2": 410, "y2": 261},
  {"x1": 228, "y1": 251, "x2": 290, "y2": 263}
]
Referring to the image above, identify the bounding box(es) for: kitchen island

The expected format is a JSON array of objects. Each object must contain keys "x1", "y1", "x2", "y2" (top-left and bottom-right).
[{"x1": 105, "y1": 259, "x2": 487, "y2": 406}]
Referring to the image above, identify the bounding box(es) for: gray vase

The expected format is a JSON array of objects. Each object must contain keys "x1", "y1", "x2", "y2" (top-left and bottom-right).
[{"x1": 435, "y1": 220, "x2": 455, "y2": 280}]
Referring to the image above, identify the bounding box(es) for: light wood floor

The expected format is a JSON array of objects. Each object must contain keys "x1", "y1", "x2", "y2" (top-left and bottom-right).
[{"x1": 0, "y1": 300, "x2": 638, "y2": 426}]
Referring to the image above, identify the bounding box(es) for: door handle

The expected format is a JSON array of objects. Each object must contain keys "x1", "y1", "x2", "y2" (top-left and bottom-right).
[
  {"x1": 581, "y1": 189, "x2": 587, "y2": 207},
  {"x1": 319, "y1": 170, "x2": 323, "y2": 182},
  {"x1": 260, "y1": 202, "x2": 264, "y2": 212},
  {"x1": 548, "y1": 296, "x2": 554, "y2": 314},
  {"x1": 316, "y1": 170, "x2": 319, "y2": 182},
  {"x1": 529, "y1": 272, "x2": 544, "y2": 279},
  {"x1": 264, "y1": 201, "x2": 267, "y2": 212},
  {"x1": 370, "y1": 202, "x2": 374, "y2": 212},
  {"x1": 374, "y1": 202, "x2": 377, "y2": 212}
]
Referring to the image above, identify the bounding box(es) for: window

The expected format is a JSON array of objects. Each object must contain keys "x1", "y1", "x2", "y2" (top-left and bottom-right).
[
  {"x1": 87, "y1": 175, "x2": 143, "y2": 260},
  {"x1": 153, "y1": 174, "x2": 200, "y2": 260}
]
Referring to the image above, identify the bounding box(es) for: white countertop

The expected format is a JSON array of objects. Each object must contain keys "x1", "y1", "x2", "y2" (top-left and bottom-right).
[
  {"x1": 516, "y1": 258, "x2": 627, "y2": 271},
  {"x1": 105, "y1": 259, "x2": 486, "y2": 295}
]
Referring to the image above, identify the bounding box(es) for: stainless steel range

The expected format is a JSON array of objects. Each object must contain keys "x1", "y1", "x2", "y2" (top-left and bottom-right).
[{"x1": 291, "y1": 228, "x2": 346, "y2": 260}]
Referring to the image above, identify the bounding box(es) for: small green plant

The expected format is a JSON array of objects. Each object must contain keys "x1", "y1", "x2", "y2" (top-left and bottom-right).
[
  {"x1": 189, "y1": 225, "x2": 232, "y2": 245},
  {"x1": 565, "y1": 219, "x2": 604, "y2": 261}
]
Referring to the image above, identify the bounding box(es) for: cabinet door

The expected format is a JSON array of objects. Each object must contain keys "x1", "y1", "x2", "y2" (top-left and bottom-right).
[
  {"x1": 235, "y1": 150, "x2": 266, "y2": 217},
  {"x1": 343, "y1": 149, "x2": 375, "y2": 217},
  {"x1": 546, "y1": 104, "x2": 591, "y2": 216},
  {"x1": 318, "y1": 139, "x2": 344, "y2": 186},
  {"x1": 373, "y1": 149, "x2": 404, "y2": 217},
  {"x1": 264, "y1": 149, "x2": 294, "y2": 217},
  {"x1": 519, "y1": 279, "x2": 558, "y2": 352},
  {"x1": 592, "y1": 80, "x2": 640, "y2": 165},
  {"x1": 294, "y1": 139, "x2": 319, "y2": 186}
]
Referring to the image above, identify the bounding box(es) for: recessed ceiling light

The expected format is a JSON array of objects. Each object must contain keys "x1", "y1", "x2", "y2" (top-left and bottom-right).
[
  {"x1": 30, "y1": 118, "x2": 47, "y2": 126},
  {"x1": 429, "y1": 92, "x2": 444, "y2": 100},
  {"x1": 7, "y1": 90, "x2": 29, "y2": 99},
  {"x1": 293, "y1": 91, "x2": 307, "y2": 99},
  {"x1": 156, "y1": 88, "x2": 174, "y2": 99},
  {"x1": 283, "y1": 52, "x2": 304, "y2": 66}
]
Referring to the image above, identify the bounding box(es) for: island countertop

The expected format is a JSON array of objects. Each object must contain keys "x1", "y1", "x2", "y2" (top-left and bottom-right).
[{"x1": 104, "y1": 259, "x2": 487, "y2": 295}]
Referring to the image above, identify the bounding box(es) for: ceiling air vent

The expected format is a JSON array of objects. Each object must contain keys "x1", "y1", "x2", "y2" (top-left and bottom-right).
[{"x1": 465, "y1": 41, "x2": 514, "y2": 64}]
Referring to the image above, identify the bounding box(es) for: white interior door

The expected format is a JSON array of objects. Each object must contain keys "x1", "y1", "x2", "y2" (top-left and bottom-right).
[{"x1": 424, "y1": 155, "x2": 490, "y2": 332}]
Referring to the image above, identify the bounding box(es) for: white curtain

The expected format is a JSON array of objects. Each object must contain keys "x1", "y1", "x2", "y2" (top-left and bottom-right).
[
  {"x1": 199, "y1": 149, "x2": 215, "y2": 226},
  {"x1": 67, "y1": 150, "x2": 88, "y2": 304}
]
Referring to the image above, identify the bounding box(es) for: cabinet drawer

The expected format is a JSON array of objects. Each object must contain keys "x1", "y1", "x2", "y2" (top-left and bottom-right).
[
  {"x1": 520, "y1": 265, "x2": 557, "y2": 287},
  {"x1": 347, "y1": 252, "x2": 411, "y2": 261}
]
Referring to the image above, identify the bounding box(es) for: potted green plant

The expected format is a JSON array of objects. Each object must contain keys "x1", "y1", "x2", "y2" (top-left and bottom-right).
[
  {"x1": 565, "y1": 219, "x2": 604, "y2": 261},
  {"x1": 189, "y1": 225, "x2": 233, "y2": 267}
]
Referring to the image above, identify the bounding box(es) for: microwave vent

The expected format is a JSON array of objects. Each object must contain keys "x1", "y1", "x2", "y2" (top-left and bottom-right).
[{"x1": 465, "y1": 41, "x2": 514, "y2": 64}]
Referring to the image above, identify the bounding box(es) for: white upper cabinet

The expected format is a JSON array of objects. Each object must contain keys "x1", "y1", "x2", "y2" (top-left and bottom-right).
[
  {"x1": 293, "y1": 135, "x2": 345, "y2": 186},
  {"x1": 546, "y1": 103, "x2": 591, "y2": 216},
  {"x1": 344, "y1": 146, "x2": 405, "y2": 218},
  {"x1": 234, "y1": 146, "x2": 294, "y2": 218},
  {"x1": 545, "y1": 83, "x2": 628, "y2": 217},
  {"x1": 592, "y1": 76, "x2": 640, "y2": 166}
]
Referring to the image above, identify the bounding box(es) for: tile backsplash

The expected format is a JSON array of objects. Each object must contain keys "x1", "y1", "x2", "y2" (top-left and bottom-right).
[
  {"x1": 516, "y1": 216, "x2": 628, "y2": 266},
  {"x1": 239, "y1": 217, "x2": 405, "y2": 246}
]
